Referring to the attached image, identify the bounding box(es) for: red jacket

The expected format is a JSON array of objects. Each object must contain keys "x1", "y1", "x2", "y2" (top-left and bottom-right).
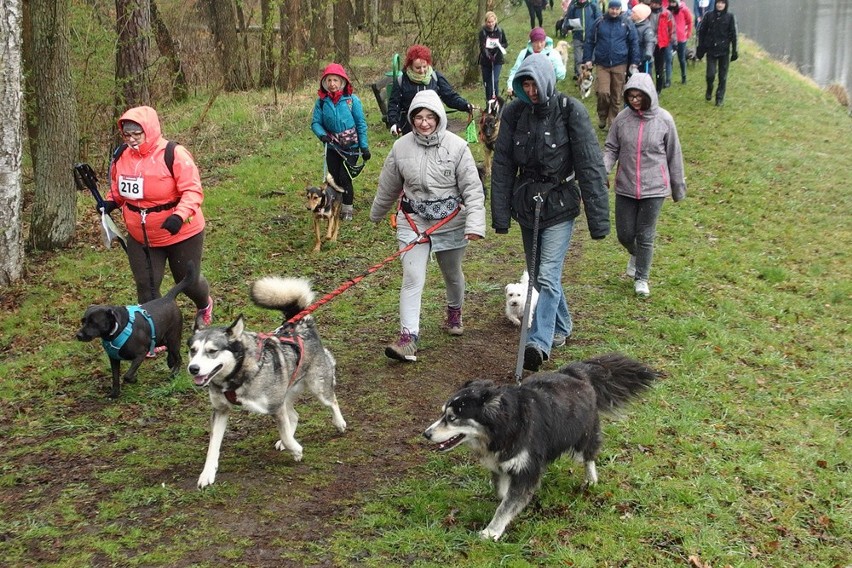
[
  {"x1": 669, "y1": 2, "x2": 694, "y2": 43},
  {"x1": 109, "y1": 106, "x2": 205, "y2": 247},
  {"x1": 654, "y1": 9, "x2": 675, "y2": 49}
]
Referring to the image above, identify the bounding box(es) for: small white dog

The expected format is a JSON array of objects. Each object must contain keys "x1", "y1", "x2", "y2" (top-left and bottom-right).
[{"x1": 504, "y1": 271, "x2": 538, "y2": 328}]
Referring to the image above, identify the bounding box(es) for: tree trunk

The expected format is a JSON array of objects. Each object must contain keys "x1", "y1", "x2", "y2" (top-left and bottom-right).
[
  {"x1": 463, "y1": 0, "x2": 489, "y2": 86},
  {"x1": 278, "y1": 0, "x2": 308, "y2": 91},
  {"x1": 353, "y1": 0, "x2": 366, "y2": 28},
  {"x1": 333, "y1": 0, "x2": 352, "y2": 65},
  {"x1": 369, "y1": 0, "x2": 378, "y2": 46},
  {"x1": 115, "y1": 0, "x2": 151, "y2": 107},
  {"x1": 150, "y1": 0, "x2": 188, "y2": 102},
  {"x1": 206, "y1": 0, "x2": 253, "y2": 91},
  {"x1": 309, "y1": 0, "x2": 328, "y2": 60},
  {"x1": 0, "y1": 0, "x2": 25, "y2": 283},
  {"x1": 259, "y1": 0, "x2": 275, "y2": 88},
  {"x1": 379, "y1": 0, "x2": 393, "y2": 27},
  {"x1": 26, "y1": 0, "x2": 80, "y2": 251}
]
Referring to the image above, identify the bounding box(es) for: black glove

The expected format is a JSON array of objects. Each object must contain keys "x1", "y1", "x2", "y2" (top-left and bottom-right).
[
  {"x1": 99, "y1": 200, "x2": 119, "y2": 215},
  {"x1": 362, "y1": 148, "x2": 371, "y2": 161},
  {"x1": 319, "y1": 135, "x2": 332, "y2": 143},
  {"x1": 730, "y1": 52, "x2": 738, "y2": 62},
  {"x1": 643, "y1": 54, "x2": 653, "y2": 62},
  {"x1": 161, "y1": 214, "x2": 183, "y2": 235}
]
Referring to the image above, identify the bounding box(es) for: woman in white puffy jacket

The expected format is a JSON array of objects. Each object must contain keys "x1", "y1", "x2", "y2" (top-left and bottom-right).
[{"x1": 370, "y1": 90, "x2": 485, "y2": 363}]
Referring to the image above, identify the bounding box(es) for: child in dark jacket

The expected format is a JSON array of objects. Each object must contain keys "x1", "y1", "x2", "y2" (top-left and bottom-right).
[
  {"x1": 696, "y1": 0, "x2": 738, "y2": 106},
  {"x1": 311, "y1": 63, "x2": 370, "y2": 220}
]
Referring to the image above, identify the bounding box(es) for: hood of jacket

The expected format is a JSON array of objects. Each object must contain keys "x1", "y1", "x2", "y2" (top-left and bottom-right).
[
  {"x1": 714, "y1": 0, "x2": 728, "y2": 13},
  {"x1": 407, "y1": 90, "x2": 447, "y2": 146},
  {"x1": 318, "y1": 63, "x2": 354, "y2": 98},
  {"x1": 117, "y1": 106, "x2": 163, "y2": 156},
  {"x1": 623, "y1": 72, "x2": 659, "y2": 115},
  {"x1": 511, "y1": 53, "x2": 556, "y2": 106}
]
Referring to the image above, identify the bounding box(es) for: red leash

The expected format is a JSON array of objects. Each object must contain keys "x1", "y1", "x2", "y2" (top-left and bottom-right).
[{"x1": 285, "y1": 205, "x2": 462, "y2": 326}]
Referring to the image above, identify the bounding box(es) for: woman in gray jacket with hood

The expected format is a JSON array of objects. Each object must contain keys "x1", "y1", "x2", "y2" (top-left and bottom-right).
[
  {"x1": 371, "y1": 90, "x2": 485, "y2": 362},
  {"x1": 604, "y1": 72, "x2": 685, "y2": 297}
]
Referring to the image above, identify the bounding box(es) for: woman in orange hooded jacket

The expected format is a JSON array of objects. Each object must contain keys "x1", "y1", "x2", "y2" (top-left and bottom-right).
[{"x1": 105, "y1": 106, "x2": 212, "y2": 326}]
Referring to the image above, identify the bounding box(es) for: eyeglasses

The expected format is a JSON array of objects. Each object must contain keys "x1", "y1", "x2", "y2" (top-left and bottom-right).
[
  {"x1": 122, "y1": 130, "x2": 144, "y2": 139},
  {"x1": 413, "y1": 115, "x2": 437, "y2": 124},
  {"x1": 626, "y1": 93, "x2": 644, "y2": 101}
]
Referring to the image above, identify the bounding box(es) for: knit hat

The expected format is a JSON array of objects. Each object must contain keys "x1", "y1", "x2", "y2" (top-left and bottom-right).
[
  {"x1": 631, "y1": 3, "x2": 651, "y2": 21},
  {"x1": 120, "y1": 120, "x2": 143, "y2": 134},
  {"x1": 529, "y1": 27, "x2": 546, "y2": 42},
  {"x1": 608, "y1": 0, "x2": 623, "y2": 8}
]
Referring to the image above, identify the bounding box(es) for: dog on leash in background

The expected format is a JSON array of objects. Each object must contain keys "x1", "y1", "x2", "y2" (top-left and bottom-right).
[
  {"x1": 187, "y1": 275, "x2": 347, "y2": 489},
  {"x1": 578, "y1": 62, "x2": 594, "y2": 99},
  {"x1": 504, "y1": 270, "x2": 538, "y2": 328},
  {"x1": 76, "y1": 261, "x2": 197, "y2": 398},
  {"x1": 424, "y1": 353, "x2": 658, "y2": 540},
  {"x1": 555, "y1": 41, "x2": 571, "y2": 73},
  {"x1": 478, "y1": 96, "x2": 504, "y2": 178},
  {"x1": 306, "y1": 173, "x2": 343, "y2": 252}
]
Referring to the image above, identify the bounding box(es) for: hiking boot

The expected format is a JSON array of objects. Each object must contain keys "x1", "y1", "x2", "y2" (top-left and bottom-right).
[
  {"x1": 552, "y1": 334, "x2": 568, "y2": 349},
  {"x1": 445, "y1": 306, "x2": 463, "y2": 336},
  {"x1": 705, "y1": 84, "x2": 713, "y2": 101},
  {"x1": 385, "y1": 330, "x2": 419, "y2": 362},
  {"x1": 635, "y1": 280, "x2": 650, "y2": 297},
  {"x1": 523, "y1": 344, "x2": 546, "y2": 372},
  {"x1": 341, "y1": 204, "x2": 353, "y2": 221},
  {"x1": 598, "y1": 119, "x2": 607, "y2": 130},
  {"x1": 196, "y1": 296, "x2": 213, "y2": 327},
  {"x1": 625, "y1": 255, "x2": 636, "y2": 278}
]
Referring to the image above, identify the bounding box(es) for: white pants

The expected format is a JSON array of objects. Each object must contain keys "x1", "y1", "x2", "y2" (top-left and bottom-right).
[{"x1": 398, "y1": 242, "x2": 466, "y2": 336}]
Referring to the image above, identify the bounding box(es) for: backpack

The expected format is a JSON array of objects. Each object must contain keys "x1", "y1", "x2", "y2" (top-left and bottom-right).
[{"x1": 111, "y1": 140, "x2": 179, "y2": 178}]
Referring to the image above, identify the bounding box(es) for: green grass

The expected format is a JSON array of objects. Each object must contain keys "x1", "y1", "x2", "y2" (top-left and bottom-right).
[{"x1": 1, "y1": 4, "x2": 850, "y2": 567}]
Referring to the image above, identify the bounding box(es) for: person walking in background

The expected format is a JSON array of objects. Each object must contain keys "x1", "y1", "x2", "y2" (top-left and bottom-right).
[
  {"x1": 106, "y1": 106, "x2": 213, "y2": 329},
  {"x1": 649, "y1": 0, "x2": 675, "y2": 92},
  {"x1": 524, "y1": 0, "x2": 546, "y2": 29},
  {"x1": 668, "y1": 0, "x2": 694, "y2": 84},
  {"x1": 603, "y1": 73, "x2": 685, "y2": 298},
  {"x1": 696, "y1": 0, "x2": 738, "y2": 106},
  {"x1": 631, "y1": 3, "x2": 656, "y2": 74},
  {"x1": 507, "y1": 27, "x2": 567, "y2": 96},
  {"x1": 387, "y1": 44, "x2": 473, "y2": 137},
  {"x1": 562, "y1": 0, "x2": 602, "y2": 80},
  {"x1": 370, "y1": 90, "x2": 485, "y2": 363},
  {"x1": 478, "y1": 11, "x2": 509, "y2": 103},
  {"x1": 491, "y1": 54, "x2": 610, "y2": 372},
  {"x1": 311, "y1": 63, "x2": 370, "y2": 221},
  {"x1": 694, "y1": 0, "x2": 710, "y2": 23},
  {"x1": 583, "y1": 0, "x2": 640, "y2": 129}
]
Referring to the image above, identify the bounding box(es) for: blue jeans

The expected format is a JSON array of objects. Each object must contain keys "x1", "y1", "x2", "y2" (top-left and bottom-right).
[
  {"x1": 521, "y1": 219, "x2": 575, "y2": 358},
  {"x1": 665, "y1": 46, "x2": 673, "y2": 86},
  {"x1": 674, "y1": 41, "x2": 688, "y2": 81},
  {"x1": 481, "y1": 64, "x2": 502, "y2": 102}
]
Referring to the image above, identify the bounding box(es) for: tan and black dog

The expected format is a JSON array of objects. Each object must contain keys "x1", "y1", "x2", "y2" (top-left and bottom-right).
[
  {"x1": 306, "y1": 173, "x2": 344, "y2": 253},
  {"x1": 578, "y1": 62, "x2": 594, "y2": 99},
  {"x1": 76, "y1": 262, "x2": 197, "y2": 398},
  {"x1": 478, "y1": 96, "x2": 504, "y2": 179}
]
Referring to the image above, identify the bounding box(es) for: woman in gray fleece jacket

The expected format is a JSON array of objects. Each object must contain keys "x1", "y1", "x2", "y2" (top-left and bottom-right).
[
  {"x1": 370, "y1": 90, "x2": 485, "y2": 362},
  {"x1": 604, "y1": 72, "x2": 685, "y2": 297}
]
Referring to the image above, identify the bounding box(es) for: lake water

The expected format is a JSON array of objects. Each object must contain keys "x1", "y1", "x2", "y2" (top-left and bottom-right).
[{"x1": 733, "y1": 0, "x2": 851, "y2": 95}]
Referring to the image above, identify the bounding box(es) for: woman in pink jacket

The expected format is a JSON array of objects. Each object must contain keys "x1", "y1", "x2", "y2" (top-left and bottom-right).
[
  {"x1": 106, "y1": 106, "x2": 212, "y2": 327},
  {"x1": 668, "y1": 0, "x2": 694, "y2": 84}
]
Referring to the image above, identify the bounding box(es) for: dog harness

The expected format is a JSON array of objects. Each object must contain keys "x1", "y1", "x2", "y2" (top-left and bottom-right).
[
  {"x1": 102, "y1": 306, "x2": 157, "y2": 360},
  {"x1": 221, "y1": 328, "x2": 305, "y2": 406}
]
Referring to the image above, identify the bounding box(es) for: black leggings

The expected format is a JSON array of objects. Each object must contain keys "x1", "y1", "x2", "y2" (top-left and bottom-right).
[
  {"x1": 126, "y1": 230, "x2": 210, "y2": 308},
  {"x1": 326, "y1": 147, "x2": 356, "y2": 206},
  {"x1": 525, "y1": 0, "x2": 543, "y2": 28}
]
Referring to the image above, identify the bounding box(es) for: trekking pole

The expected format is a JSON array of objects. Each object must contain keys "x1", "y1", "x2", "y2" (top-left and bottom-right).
[{"x1": 514, "y1": 192, "x2": 544, "y2": 384}]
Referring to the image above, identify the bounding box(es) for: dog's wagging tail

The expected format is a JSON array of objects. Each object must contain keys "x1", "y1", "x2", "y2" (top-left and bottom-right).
[{"x1": 423, "y1": 353, "x2": 658, "y2": 540}]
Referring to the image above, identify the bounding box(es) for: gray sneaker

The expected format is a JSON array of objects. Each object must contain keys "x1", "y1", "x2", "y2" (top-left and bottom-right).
[
  {"x1": 341, "y1": 204, "x2": 353, "y2": 221},
  {"x1": 625, "y1": 255, "x2": 636, "y2": 278},
  {"x1": 552, "y1": 334, "x2": 568, "y2": 349},
  {"x1": 635, "y1": 279, "x2": 650, "y2": 297},
  {"x1": 385, "y1": 330, "x2": 419, "y2": 362}
]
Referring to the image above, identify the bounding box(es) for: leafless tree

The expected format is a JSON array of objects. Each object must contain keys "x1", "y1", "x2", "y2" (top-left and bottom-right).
[
  {"x1": 259, "y1": 0, "x2": 275, "y2": 88},
  {"x1": 24, "y1": 0, "x2": 80, "y2": 251},
  {"x1": 278, "y1": 0, "x2": 309, "y2": 90},
  {"x1": 115, "y1": 0, "x2": 151, "y2": 107},
  {"x1": 151, "y1": 0, "x2": 187, "y2": 102},
  {"x1": 205, "y1": 0, "x2": 253, "y2": 91},
  {"x1": 0, "y1": 0, "x2": 25, "y2": 283},
  {"x1": 463, "y1": 0, "x2": 489, "y2": 86},
  {"x1": 333, "y1": 0, "x2": 352, "y2": 65}
]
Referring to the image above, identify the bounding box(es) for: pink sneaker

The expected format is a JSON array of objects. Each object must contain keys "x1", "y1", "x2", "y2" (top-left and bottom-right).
[{"x1": 196, "y1": 296, "x2": 213, "y2": 326}]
